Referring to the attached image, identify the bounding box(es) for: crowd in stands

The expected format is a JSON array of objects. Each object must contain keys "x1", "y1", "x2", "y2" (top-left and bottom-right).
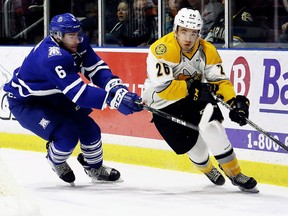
[{"x1": 1, "y1": 0, "x2": 288, "y2": 48}]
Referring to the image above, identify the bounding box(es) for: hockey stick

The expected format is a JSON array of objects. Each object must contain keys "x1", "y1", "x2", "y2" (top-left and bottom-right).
[
  {"x1": 135, "y1": 101, "x2": 214, "y2": 132},
  {"x1": 211, "y1": 93, "x2": 288, "y2": 152}
]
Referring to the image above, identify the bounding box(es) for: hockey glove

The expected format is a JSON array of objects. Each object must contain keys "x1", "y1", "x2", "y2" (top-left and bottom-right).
[
  {"x1": 186, "y1": 79, "x2": 202, "y2": 101},
  {"x1": 227, "y1": 95, "x2": 250, "y2": 126},
  {"x1": 105, "y1": 78, "x2": 127, "y2": 92},
  {"x1": 199, "y1": 83, "x2": 219, "y2": 103},
  {"x1": 106, "y1": 86, "x2": 142, "y2": 115},
  {"x1": 186, "y1": 79, "x2": 218, "y2": 103}
]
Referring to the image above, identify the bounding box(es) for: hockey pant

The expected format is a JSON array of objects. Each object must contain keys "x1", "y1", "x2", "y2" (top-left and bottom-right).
[
  {"x1": 7, "y1": 94, "x2": 103, "y2": 169},
  {"x1": 151, "y1": 96, "x2": 241, "y2": 177},
  {"x1": 152, "y1": 98, "x2": 223, "y2": 154}
]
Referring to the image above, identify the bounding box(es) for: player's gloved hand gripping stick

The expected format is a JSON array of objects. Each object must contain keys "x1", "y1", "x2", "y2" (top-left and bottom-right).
[
  {"x1": 186, "y1": 78, "x2": 218, "y2": 103},
  {"x1": 105, "y1": 78, "x2": 142, "y2": 115},
  {"x1": 211, "y1": 92, "x2": 288, "y2": 152},
  {"x1": 136, "y1": 81, "x2": 216, "y2": 132}
]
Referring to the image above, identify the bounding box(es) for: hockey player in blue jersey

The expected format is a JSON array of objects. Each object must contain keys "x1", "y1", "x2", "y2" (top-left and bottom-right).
[{"x1": 4, "y1": 13, "x2": 142, "y2": 185}]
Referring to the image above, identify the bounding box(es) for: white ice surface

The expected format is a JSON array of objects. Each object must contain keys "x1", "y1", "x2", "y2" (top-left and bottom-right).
[{"x1": 0, "y1": 148, "x2": 287, "y2": 216}]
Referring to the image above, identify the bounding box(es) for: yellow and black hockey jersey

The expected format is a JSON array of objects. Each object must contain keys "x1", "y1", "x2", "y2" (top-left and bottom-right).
[{"x1": 142, "y1": 31, "x2": 236, "y2": 109}]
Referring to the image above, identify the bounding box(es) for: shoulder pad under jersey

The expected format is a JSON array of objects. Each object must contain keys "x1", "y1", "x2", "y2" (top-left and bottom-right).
[{"x1": 150, "y1": 32, "x2": 181, "y2": 64}]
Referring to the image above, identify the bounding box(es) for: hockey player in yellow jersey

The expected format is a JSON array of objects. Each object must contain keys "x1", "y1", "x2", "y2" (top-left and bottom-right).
[{"x1": 142, "y1": 8, "x2": 258, "y2": 193}]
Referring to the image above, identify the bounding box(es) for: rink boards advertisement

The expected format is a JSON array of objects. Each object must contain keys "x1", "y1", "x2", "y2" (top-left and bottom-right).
[{"x1": 0, "y1": 47, "x2": 288, "y2": 178}]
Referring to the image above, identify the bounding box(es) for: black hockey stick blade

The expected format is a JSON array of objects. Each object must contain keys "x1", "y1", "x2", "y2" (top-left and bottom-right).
[
  {"x1": 211, "y1": 93, "x2": 288, "y2": 152},
  {"x1": 135, "y1": 101, "x2": 199, "y2": 131}
]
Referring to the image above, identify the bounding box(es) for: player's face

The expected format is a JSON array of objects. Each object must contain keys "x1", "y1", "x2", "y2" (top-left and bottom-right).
[
  {"x1": 175, "y1": 26, "x2": 199, "y2": 52},
  {"x1": 62, "y1": 32, "x2": 81, "y2": 53}
]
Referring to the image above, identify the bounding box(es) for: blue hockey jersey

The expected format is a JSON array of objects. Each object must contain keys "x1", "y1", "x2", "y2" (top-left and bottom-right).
[{"x1": 4, "y1": 34, "x2": 116, "y2": 110}]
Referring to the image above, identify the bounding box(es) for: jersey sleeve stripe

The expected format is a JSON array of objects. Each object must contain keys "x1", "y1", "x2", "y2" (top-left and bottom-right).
[
  {"x1": 11, "y1": 79, "x2": 61, "y2": 97},
  {"x1": 88, "y1": 65, "x2": 110, "y2": 78},
  {"x1": 62, "y1": 77, "x2": 82, "y2": 94},
  {"x1": 72, "y1": 83, "x2": 87, "y2": 103},
  {"x1": 82, "y1": 60, "x2": 106, "y2": 72}
]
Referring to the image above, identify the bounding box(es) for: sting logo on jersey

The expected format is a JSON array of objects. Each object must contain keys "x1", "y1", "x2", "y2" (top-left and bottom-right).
[
  {"x1": 39, "y1": 118, "x2": 50, "y2": 129},
  {"x1": 48, "y1": 46, "x2": 62, "y2": 58},
  {"x1": 155, "y1": 44, "x2": 167, "y2": 55},
  {"x1": 176, "y1": 69, "x2": 197, "y2": 80}
]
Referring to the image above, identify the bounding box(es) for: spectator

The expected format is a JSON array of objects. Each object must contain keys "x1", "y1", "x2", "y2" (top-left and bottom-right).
[
  {"x1": 165, "y1": 0, "x2": 187, "y2": 34},
  {"x1": 205, "y1": 0, "x2": 268, "y2": 48},
  {"x1": 106, "y1": 0, "x2": 158, "y2": 47},
  {"x1": 168, "y1": 0, "x2": 186, "y2": 17},
  {"x1": 105, "y1": 0, "x2": 132, "y2": 46},
  {"x1": 186, "y1": 0, "x2": 203, "y2": 12},
  {"x1": 165, "y1": 0, "x2": 223, "y2": 37},
  {"x1": 28, "y1": 0, "x2": 43, "y2": 12},
  {"x1": 80, "y1": 2, "x2": 99, "y2": 44},
  {"x1": 201, "y1": 0, "x2": 224, "y2": 39},
  {"x1": 10, "y1": 0, "x2": 44, "y2": 44},
  {"x1": 278, "y1": 21, "x2": 288, "y2": 47},
  {"x1": 104, "y1": 0, "x2": 123, "y2": 33},
  {"x1": 130, "y1": 0, "x2": 158, "y2": 47},
  {"x1": 276, "y1": 1, "x2": 288, "y2": 46}
]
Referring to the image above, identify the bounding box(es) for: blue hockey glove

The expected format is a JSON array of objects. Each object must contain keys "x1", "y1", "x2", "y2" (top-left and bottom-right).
[
  {"x1": 106, "y1": 86, "x2": 142, "y2": 115},
  {"x1": 105, "y1": 78, "x2": 127, "y2": 92},
  {"x1": 227, "y1": 95, "x2": 250, "y2": 126}
]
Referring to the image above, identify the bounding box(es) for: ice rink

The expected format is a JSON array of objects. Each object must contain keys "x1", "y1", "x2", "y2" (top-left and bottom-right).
[{"x1": 1, "y1": 148, "x2": 287, "y2": 216}]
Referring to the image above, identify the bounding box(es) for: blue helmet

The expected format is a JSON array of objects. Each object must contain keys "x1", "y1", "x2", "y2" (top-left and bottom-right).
[{"x1": 49, "y1": 13, "x2": 81, "y2": 39}]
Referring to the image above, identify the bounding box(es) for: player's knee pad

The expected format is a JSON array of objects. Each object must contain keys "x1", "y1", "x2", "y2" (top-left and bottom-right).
[
  {"x1": 79, "y1": 117, "x2": 101, "y2": 145},
  {"x1": 50, "y1": 122, "x2": 79, "y2": 151},
  {"x1": 187, "y1": 135, "x2": 209, "y2": 164},
  {"x1": 200, "y1": 120, "x2": 232, "y2": 156}
]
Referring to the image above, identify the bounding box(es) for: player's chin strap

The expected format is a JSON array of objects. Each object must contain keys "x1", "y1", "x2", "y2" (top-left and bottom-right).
[
  {"x1": 135, "y1": 101, "x2": 214, "y2": 133},
  {"x1": 211, "y1": 92, "x2": 288, "y2": 152}
]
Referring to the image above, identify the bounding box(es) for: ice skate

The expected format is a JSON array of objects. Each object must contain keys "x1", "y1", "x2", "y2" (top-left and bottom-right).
[
  {"x1": 47, "y1": 157, "x2": 75, "y2": 186},
  {"x1": 218, "y1": 164, "x2": 259, "y2": 193},
  {"x1": 77, "y1": 153, "x2": 122, "y2": 183},
  {"x1": 46, "y1": 142, "x2": 75, "y2": 185},
  {"x1": 229, "y1": 172, "x2": 259, "y2": 193},
  {"x1": 204, "y1": 166, "x2": 225, "y2": 186}
]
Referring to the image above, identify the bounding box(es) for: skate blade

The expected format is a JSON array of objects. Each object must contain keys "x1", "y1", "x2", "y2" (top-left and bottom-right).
[
  {"x1": 69, "y1": 182, "x2": 76, "y2": 187},
  {"x1": 91, "y1": 177, "x2": 124, "y2": 184},
  {"x1": 238, "y1": 186, "x2": 259, "y2": 193}
]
